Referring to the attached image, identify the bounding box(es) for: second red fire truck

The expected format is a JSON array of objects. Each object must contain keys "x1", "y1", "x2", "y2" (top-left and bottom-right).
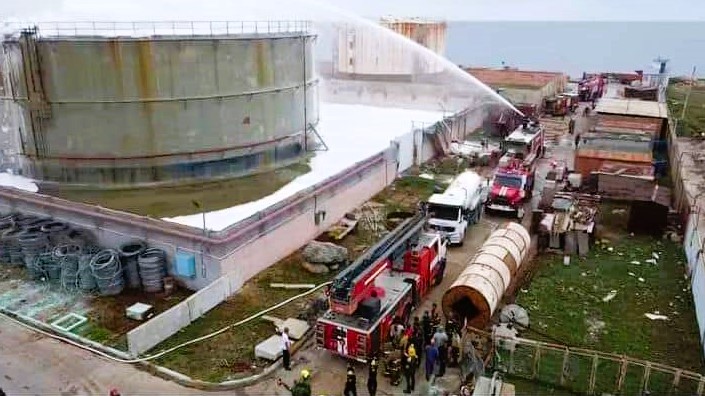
[{"x1": 485, "y1": 120, "x2": 545, "y2": 219}]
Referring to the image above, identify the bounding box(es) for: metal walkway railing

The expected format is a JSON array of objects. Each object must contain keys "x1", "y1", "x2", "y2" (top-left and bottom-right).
[{"x1": 2, "y1": 20, "x2": 313, "y2": 38}]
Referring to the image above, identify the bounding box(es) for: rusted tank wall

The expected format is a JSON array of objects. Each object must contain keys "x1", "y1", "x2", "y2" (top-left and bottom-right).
[
  {"x1": 335, "y1": 20, "x2": 447, "y2": 76},
  {"x1": 442, "y1": 222, "x2": 531, "y2": 328},
  {"x1": 1, "y1": 32, "x2": 318, "y2": 186}
]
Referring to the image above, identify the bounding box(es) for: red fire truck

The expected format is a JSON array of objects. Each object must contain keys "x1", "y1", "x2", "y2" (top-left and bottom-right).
[
  {"x1": 485, "y1": 120, "x2": 545, "y2": 219},
  {"x1": 315, "y1": 213, "x2": 448, "y2": 362}
]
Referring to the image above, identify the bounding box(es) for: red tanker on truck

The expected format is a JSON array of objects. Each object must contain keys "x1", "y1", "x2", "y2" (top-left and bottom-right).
[
  {"x1": 316, "y1": 212, "x2": 447, "y2": 362},
  {"x1": 485, "y1": 120, "x2": 545, "y2": 219}
]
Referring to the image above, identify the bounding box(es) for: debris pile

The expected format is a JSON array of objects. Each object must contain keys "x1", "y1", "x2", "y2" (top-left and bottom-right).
[{"x1": 536, "y1": 192, "x2": 600, "y2": 255}]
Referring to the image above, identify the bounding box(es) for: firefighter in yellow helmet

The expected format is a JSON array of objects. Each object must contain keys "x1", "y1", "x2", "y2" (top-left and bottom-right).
[{"x1": 277, "y1": 369, "x2": 312, "y2": 396}]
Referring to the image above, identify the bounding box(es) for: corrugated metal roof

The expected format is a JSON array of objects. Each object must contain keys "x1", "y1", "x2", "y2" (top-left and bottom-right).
[
  {"x1": 592, "y1": 127, "x2": 654, "y2": 137},
  {"x1": 596, "y1": 114, "x2": 662, "y2": 134},
  {"x1": 465, "y1": 68, "x2": 565, "y2": 89},
  {"x1": 595, "y1": 98, "x2": 668, "y2": 119},
  {"x1": 576, "y1": 149, "x2": 653, "y2": 163}
]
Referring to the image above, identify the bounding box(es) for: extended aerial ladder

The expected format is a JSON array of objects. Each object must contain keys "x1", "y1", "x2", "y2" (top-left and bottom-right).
[{"x1": 328, "y1": 212, "x2": 429, "y2": 316}]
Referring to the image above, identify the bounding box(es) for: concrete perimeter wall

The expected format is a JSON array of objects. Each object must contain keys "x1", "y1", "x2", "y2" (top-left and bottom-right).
[{"x1": 668, "y1": 118, "x2": 705, "y2": 358}]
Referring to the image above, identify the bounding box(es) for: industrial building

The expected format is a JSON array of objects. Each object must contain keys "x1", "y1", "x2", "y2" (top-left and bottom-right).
[
  {"x1": 333, "y1": 17, "x2": 447, "y2": 79},
  {"x1": 575, "y1": 98, "x2": 669, "y2": 179},
  {"x1": 464, "y1": 67, "x2": 567, "y2": 110},
  {"x1": 0, "y1": 22, "x2": 318, "y2": 189}
]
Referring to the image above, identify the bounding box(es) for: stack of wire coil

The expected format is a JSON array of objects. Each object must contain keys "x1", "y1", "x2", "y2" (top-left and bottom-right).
[
  {"x1": 29, "y1": 252, "x2": 56, "y2": 280},
  {"x1": 138, "y1": 248, "x2": 168, "y2": 293},
  {"x1": 119, "y1": 241, "x2": 146, "y2": 289},
  {"x1": 78, "y1": 245, "x2": 101, "y2": 292},
  {"x1": 54, "y1": 244, "x2": 82, "y2": 290},
  {"x1": 90, "y1": 249, "x2": 124, "y2": 296},
  {"x1": 18, "y1": 227, "x2": 49, "y2": 268},
  {"x1": 41, "y1": 221, "x2": 71, "y2": 246},
  {"x1": 0, "y1": 214, "x2": 18, "y2": 264}
]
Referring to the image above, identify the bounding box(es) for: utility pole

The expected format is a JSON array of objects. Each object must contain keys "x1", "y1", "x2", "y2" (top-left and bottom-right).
[
  {"x1": 192, "y1": 200, "x2": 207, "y2": 236},
  {"x1": 681, "y1": 65, "x2": 697, "y2": 121},
  {"x1": 191, "y1": 199, "x2": 208, "y2": 279}
]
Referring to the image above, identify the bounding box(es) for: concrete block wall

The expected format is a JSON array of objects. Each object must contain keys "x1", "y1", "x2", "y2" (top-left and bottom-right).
[
  {"x1": 220, "y1": 148, "x2": 397, "y2": 292},
  {"x1": 127, "y1": 275, "x2": 232, "y2": 356},
  {"x1": 126, "y1": 300, "x2": 192, "y2": 356},
  {"x1": 321, "y1": 79, "x2": 481, "y2": 113}
]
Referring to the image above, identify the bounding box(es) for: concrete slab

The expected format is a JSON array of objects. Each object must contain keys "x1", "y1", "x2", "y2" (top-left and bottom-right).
[
  {"x1": 279, "y1": 318, "x2": 310, "y2": 340},
  {"x1": 261, "y1": 315, "x2": 284, "y2": 328},
  {"x1": 254, "y1": 335, "x2": 283, "y2": 361}
]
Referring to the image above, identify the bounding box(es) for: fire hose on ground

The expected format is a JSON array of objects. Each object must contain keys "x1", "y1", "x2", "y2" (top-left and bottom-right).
[{"x1": 0, "y1": 280, "x2": 332, "y2": 364}]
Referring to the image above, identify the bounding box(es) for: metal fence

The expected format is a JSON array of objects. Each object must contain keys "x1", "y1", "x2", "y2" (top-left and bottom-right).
[
  {"x1": 486, "y1": 332, "x2": 705, "y2": 395},
  {"x1": 2, "y1": 20, "x2": 313, "y2": 38}
]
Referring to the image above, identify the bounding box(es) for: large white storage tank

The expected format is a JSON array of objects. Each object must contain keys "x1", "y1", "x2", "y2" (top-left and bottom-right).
[
  {"x1": 442, "y1": 222, "x2": 531, "y2": 328},
  {"x1": 334, "y1": 17, "x2": 447, "y2": 77}
]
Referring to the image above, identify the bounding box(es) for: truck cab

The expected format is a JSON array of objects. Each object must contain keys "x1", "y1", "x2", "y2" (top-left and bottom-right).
[
  {"x1": 486, "y1": 121, "x2": 543, "y2": 219},
  {"x1": 486, "y1": 166, "x2": 531, "y2": 219},
  {"x1": 425, "y1": 171, "x2": 485, "y2": 246}
]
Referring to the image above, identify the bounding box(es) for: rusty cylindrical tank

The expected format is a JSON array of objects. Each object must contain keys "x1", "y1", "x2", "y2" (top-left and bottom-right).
[{"x1": 441, "y1": 222, "x2": 531, "y2": 329}]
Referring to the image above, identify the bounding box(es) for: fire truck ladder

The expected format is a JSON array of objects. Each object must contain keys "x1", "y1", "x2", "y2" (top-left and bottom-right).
[{"x1": 330, "y1": 212, "x2": 428, "y2": 305}]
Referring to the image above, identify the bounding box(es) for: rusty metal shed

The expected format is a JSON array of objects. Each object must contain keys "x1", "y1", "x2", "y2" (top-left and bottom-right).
[
  {"x1": 575, "y1": 148, "x2": 652, "y2": 179},
  {"x1": 594, "y1": 114, "x2": 663, "y2": 139},
  {"x1": 595, "y1": 98, "x2": 668, "y2": 119}
]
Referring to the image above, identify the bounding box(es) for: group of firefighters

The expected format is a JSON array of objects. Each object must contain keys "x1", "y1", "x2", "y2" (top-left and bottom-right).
[
  {"x1": 384, "y1": 303, "x2": 463, "y2": 394},
  {"x1": 278, "y1": 303, "x2": 464, "y2": 396}
]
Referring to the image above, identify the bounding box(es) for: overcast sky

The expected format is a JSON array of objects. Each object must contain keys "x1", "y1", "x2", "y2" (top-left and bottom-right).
[{"x1": 3, "y1": 0, "x2": 704, "y2": 21}]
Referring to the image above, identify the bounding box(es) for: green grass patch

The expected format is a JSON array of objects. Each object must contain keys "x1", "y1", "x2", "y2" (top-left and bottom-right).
[
  {"x1": 517, "y1": 235, "x2": 701, "y2": 369},
  {"x1": 373, "y1": 175, "x2": 440, "y2": 214},
  {"x1": 152, "y1": 252, "x2": 334, "y2": 382},
  {"x1": 77, "y1": 323, "x2": 113, "y2": 344},
  {"x1": 510, "y1": 222, "x2": 704, "y2": 393},
  {"x1": 668, "y1": 83, "x2": 705, "y2": 137}
]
